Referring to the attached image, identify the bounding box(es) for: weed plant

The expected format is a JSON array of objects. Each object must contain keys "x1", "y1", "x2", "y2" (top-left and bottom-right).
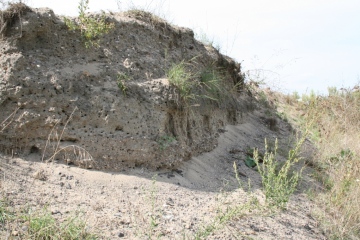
[
  {"x1": 254, "y1": 137, "x2": 305, "y2": 209},
  {"x1": 64, "y1": 0, "x2": 114, "y2": 48},
  {"x1": 117, "y1": 72, "x2": 130, "y2": 96}
]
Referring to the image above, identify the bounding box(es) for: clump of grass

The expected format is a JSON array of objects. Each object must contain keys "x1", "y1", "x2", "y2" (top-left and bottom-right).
[
  {"x1": 167, "y1": 61, "x2": 196, "y2": 106},
  {"x1": 200, "y1": 68, "x2": 223, "y2": 101},
  {"x1": 24, "y1": 208, "x2": 96, "y2": 239},
  {"x1": 64, "y1": 0, "x2": 114, "y2": 48},
  {"x1": 167, "y1": 60, "x2": 237, "y2": 109},
  {"x1": 254, "y1": 136, "x2": 305, "y2": 209}
]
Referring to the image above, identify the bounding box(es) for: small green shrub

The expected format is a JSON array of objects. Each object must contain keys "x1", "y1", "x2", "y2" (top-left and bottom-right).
[
  {"x1": 254, "y1": 137, "x2": 305, "y2": 209},
  {"x1": 64, "y1": 0, "x2": 114, "y2": 48},
  {"x1": 117, "y1": 72, "x2": 130, "y2": 96}
]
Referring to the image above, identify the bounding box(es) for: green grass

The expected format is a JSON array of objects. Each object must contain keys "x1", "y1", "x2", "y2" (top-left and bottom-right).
[
  {"x1": 23, "y1": 208, "x2": 97, "y2": 240},
  {"x1": 0, "y1": 199, "x2": 96, "y2": 240},
  {"x1": 167, "y1": 60, "x2": 236, "y2": 109},
  {"x1": 0, "y1": 198, "x2": 12, "y2": 225},
  {"x1": 167, "y1": 61, "x2": 196, "y2": 106},
  {"x1": 200, "y1": 68, "x2": 224, "y2": 101}
]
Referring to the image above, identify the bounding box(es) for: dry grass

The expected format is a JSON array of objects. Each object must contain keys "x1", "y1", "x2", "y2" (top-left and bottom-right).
[{"x1": 283, "y1": 86, "x2": 360, "y2": 239}]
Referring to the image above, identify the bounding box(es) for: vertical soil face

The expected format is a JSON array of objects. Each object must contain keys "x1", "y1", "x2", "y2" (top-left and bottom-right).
[{"x1": 0, "y1": 6, "x2": 250, "y2": 170}]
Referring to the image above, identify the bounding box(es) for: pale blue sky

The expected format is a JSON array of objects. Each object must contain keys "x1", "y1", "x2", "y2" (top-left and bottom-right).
[{"x1": 25, "y1": 0, "x2": 360, "y2": 94}]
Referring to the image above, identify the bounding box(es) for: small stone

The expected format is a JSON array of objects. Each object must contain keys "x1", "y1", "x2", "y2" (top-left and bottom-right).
[
  {"x1": 12, "y1": 231, "x2": 18, "y2": 236},
  {"x1": 66, "y1": 183, "x2": 72, "y2": 189},
  {"x1": 32, "y1": 169, "x2": 47, "y2": 181},
  {"x1": 166, "y1": 198, "x2": 174, "y2": 206},
  {"x1": 118, "y1": 232, "x2": 125, "y2": 237},
  {"x1": 51, "y1": 210, "x2": 61, "y2": 215}
]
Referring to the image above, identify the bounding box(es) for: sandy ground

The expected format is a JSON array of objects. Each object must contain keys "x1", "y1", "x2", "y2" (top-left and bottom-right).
[{"x1": 0, "y1": 111, "x2": 326, "y2": 239}]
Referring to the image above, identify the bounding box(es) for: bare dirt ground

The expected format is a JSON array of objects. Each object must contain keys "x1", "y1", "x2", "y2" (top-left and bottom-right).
[{"x1": 0, "y1": 109, "x2": 326, "y2": 239}]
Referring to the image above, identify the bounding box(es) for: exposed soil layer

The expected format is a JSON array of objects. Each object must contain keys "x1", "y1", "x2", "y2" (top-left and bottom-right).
[{"x1": 0, "y1": 6, "x2": 247, "y2": 170}]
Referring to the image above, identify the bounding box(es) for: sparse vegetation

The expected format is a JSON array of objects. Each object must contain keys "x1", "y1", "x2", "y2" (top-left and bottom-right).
[
  {"x1": 147, "y1": 175, "x2": 159, "y2": 239},
  {"x1": 157, "y1": 135, "x2": 176, "y2": 150},
  {"x1": 64, "y1": 0, "x2": 114, "y2": 48},
  {"x1": 117, "y1": 72, "x2": 130, "y2": 96},
  {"x1": 124, "y1": 9, "x2": 166, "y2": 29},
  {"x1": 290, "y1": 86, "x2": 360, "y2": 239},
  {"x1": 3, "y1": 1, "x2": 360, "y2": 239},
  {"x1": 194, "y1": 163, "x2": 263, "y2": 239},
  {"x1": 0, "y1": 199, "x2": 96, "y2": 239}
]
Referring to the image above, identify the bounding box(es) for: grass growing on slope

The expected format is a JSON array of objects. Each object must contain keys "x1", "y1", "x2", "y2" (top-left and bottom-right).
[
  {"x1": 285, "y1": 86, "x2": 360, "y2": 239},
  {"x1": 167, "y1": 60, "x2": 196, "y2": 106}
]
